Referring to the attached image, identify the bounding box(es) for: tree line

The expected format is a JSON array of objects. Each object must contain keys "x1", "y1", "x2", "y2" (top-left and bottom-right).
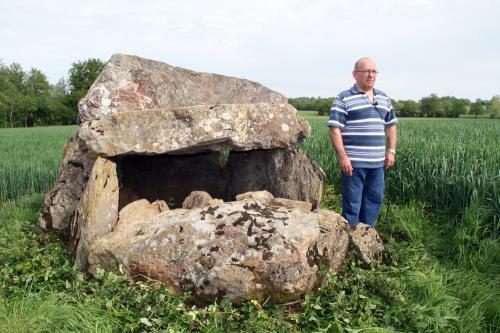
[
  {"x1": 0, "y1": 59, "x2": 104, "y2": 128},
  {"x1": 1, "y1": 58, "x2": 498, "y2": 128},
  {"x1": 289, "y1": 95, "x2": 500, "y2": 118}
]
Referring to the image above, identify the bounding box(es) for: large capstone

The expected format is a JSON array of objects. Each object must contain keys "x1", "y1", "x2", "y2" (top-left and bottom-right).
[
  {"x1": 78, "y1": 54, "x2": 287, "y2": 123},
  {"x1": 78, "y1": 103, "x2": 310, "y2": 157}
]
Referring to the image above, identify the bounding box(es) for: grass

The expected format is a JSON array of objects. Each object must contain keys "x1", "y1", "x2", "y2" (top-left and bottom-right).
[
  {"x1": 0, "y1": 126, "x2": 78, "y2": 202},
  {"x1": 0, "y1": 120, "x2": 499, "y2": 332},
  {"x1": 0, "y1": 292, "x2": 117, "y2": 333}
]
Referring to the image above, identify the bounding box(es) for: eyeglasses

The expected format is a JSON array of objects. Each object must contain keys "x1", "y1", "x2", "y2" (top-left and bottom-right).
[{"x1": 355, "y1": 70, "x2": 378, "y2": 75}]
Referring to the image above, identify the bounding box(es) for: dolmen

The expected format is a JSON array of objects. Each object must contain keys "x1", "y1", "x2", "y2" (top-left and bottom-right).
[{"x1": 40, "y1": 54, "x2": 384, "y2": 303}]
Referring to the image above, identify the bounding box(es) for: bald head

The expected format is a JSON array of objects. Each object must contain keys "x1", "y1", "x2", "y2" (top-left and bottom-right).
[{"x1": 354, "y1": 57, "x2": 375, "y2": 71}]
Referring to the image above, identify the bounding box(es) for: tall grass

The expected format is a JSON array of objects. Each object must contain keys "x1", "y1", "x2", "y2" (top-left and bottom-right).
[
  {"x1": 0, "y1": 292, "x2": 117, "y2": 333},
  {"x1": 0, "y1": 126, "x2": 78, "y2": 203},
  {"x1": 302, "y1": 119, "x2": 499, "y2": 221}
]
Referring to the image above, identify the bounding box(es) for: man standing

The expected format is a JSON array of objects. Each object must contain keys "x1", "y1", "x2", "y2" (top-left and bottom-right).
[{"x1": 328, "y1": 57, "x2": 398, "y2": 228}]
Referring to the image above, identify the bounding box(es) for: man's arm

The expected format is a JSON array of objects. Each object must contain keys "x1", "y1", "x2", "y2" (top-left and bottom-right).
[
  {"x1": 384, "y1": 124, "x2": 397, "y2": 170},
  {"x1": 329, "y1": 127, "x2": 352, "y2": 176}
]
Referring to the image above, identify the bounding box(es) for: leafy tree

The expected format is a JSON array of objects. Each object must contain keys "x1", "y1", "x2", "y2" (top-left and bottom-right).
[
  {"x1": 289, "y1": 96, "x2": 334, "y2": 115},
  {"x1": 419, "y1": 94, "x2": 444, "y2": 117},
  {"x1": 441, "y1": 99, "x2": 453, "y2": 117},
  {"x1": 23, "y1": 68, "x2": 51, "y2": 126},
  {"x1": 6, "y1": 63, "x2": 25, "y2": 91},
  {"x1": 25, "y1": 68, "x2": 50, "y2": 96},
  {"x1": 450, "y1": 99, "x2": 467, "y2": 118},
  {"x1": 486, "y1": 95, "x2": 500, "y2": 119},
  {"x1": 397, "y1": 100, "x2": 419, "y2": 117},
  {"x1": 0, "y1": 62, "x2": 9, "y2": 127},
  {"x1": 437, "y1": 96, "x2": 468, "y2": 118},
  {"x1": 469, "y1": 98, "x2": 486, "y2": 118},
  {"x1": 289, "y1": 97, "x2": 320, "y2": 111},
  {"x1": 47, "y1": 78, "x2": 75, "y2": 125},
  {"x1": 66, "y1": 58, "x2": 104, "y2": 114},
  {"x1": 51, "y1": 78, "x2": 68, "y2": 100},
  {"x1": 0, "y1": 63, "x2": 26, "y2": 127},
  {"x1": 0, "y1": 98, "x2": 6, "y2": 127},
  {"x1": 0, "y1": 61, "x2": 70, "y2": 127},
  {"x1": 315, "y1": 97, "x2": 334, "y2": 116}
]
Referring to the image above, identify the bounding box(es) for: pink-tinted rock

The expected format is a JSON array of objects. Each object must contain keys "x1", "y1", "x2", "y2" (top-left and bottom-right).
[{"x1": 78, "y1": 54, "x2": 287, "y2": 123}]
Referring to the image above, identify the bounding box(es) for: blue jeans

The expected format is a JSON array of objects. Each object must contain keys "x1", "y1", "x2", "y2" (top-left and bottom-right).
[{"x1": 341, "y1": 167, "x2": 384, "y2": 227}]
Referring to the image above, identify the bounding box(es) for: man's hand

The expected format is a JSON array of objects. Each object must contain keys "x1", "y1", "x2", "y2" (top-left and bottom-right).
[
  {"x1": 384, "y1": 151, "x2": 395, "y2": 170},
  {"x1": 329, "y1": 127, "x2": 353, "y2": 176},
  {"x1": 340, "y1": 156, "x2": 353, "y2": 176}
]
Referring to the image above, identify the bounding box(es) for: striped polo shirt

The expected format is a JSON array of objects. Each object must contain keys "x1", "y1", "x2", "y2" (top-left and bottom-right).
[{"x1": 328, "y1": 85, "x2": 398, "y2": 168}]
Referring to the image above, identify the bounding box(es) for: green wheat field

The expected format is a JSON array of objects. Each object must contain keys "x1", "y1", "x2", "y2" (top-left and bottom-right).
[{"x1": 0, "y1": 118, "x2": 498, "y2": 332}]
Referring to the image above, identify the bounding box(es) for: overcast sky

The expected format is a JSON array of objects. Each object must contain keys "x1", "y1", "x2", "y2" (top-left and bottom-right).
[{"x1": 1, "y1": 0, "x2": 499, "y2": 100}]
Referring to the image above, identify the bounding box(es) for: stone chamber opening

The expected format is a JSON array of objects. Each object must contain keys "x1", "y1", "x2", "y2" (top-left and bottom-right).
[
  {"x1": 115, "y1": 150, "x2": 275, "y2": 210},
  {"x1": 114, "y1": 147, "x2": 322, "y2": 211}
]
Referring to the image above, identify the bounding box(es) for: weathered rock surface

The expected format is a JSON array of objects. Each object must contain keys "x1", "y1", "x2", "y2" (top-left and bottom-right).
[
  {"x1": 117, "y1": 199, "x2": 168, "y2": 228},
  {"x1": 152, "y1": 200, "x2": 170, "y2": 213},
  {"x1": 78, "y1": 103, "x2": 309, "y2": 157},
  {"x1": 236, "y1": 191, "x2": 313, "y2": 211},
  {"x1": 270, "y1": 197, "x2": 313, "y2": 212},
  {"x1": 226, "y1": 148, "x2": 325, "y2": 209},
  {"x1": 348, "y1": 223, "x2": 385, "y2": 264},
  {"x1": 88, "y1": 199, "x2": 350, "y2": 303},
  {"x1": 235, "y1": 190, "x2": 274, "y2": 203},
  {"x1": 39, "y1": 134, "x2": 95, "y2": 238},
  {"x1": 78, "y1": 54, "x2": 287, "y2": 123},
  {"x1": 317, "y1": 209, "x2": 355, "y2": 271},
  {"x1": 71, "y1": 157, "x2": 119, "y2": 271},
  {"x1": 182, "y1": 191, "x2": 223, "y2": 210}
]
